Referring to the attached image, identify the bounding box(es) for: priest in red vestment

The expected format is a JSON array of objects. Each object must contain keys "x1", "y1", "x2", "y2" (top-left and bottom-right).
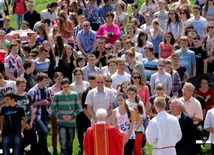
[{"x1": 83, "y1": 108, "x2": 125, "y2": 155}]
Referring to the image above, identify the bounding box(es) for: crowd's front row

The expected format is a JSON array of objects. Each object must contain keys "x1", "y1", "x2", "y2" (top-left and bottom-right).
[{"x1": 0, "y1": 72, "x2": 214, "y2": 155}]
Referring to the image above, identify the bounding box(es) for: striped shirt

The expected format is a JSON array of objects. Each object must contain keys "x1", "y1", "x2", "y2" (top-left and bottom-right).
[{"x1": 51, "y1": 91, "x2": 80, "y2": 127}]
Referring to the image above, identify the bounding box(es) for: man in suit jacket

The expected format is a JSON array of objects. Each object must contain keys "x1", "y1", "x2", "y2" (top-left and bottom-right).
[{"x1": 169, "y1": 97, "x2": 195, "y2": 155}]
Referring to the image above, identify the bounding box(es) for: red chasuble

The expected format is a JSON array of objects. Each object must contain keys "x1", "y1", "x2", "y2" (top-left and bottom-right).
[{"x1": 83, "y1": 123, "x2": 125, "y2": 155}]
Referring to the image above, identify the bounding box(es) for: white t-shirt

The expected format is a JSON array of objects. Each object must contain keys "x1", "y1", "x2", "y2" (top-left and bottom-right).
[
  {"x1": 113, "y1": 11, "x2": 128, "y2": 26},
  {"x1": 0, "y1": 80, "x2": 16, "y2": 102},
  {"x1": 186, "y1": 16, "x2": 208, "y2": 39},
  {"x1": 140, "y1": 24, "x2": 153, "y2": 41},
  {"x1": 135, "y1": 41, "x2": 153, "y2": 58},
  {"x1": 111, "y1": 72, "x2": 131, "y2": 89}
]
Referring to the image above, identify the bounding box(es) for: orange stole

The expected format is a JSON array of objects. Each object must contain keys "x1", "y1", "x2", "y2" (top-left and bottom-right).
[
  {"x1": 83, "y1": 123, "x2": 125, "y2": 155},
  {"x1": 94, "y1": 124, "x2": 109, "y2": 155}
]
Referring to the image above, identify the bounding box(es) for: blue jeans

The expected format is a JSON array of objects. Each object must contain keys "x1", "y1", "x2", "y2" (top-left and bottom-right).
[
  {"x1": 58, "y1": 125, "x2": 75, "y2": 155},
  {"x1": 14, "y1": 14, "x2": 24, "y2": 29},
  {"x1": 2, "y1": 135, "x2": 22, "y2": 155},
  {"x1": 34, "y1": 115, "x2": 49, "y2": 154}
]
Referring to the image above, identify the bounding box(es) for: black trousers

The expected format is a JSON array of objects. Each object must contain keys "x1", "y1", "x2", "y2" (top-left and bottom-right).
[
  {"x1": 124, "y1": 139, "x2": 135, "y2": 155},
  {"x1": 22, "y1": 125, "x2": 38, "y2": 155},
  {"x1": 76, "y1": 111, "x2": 91, "y2": 151}
]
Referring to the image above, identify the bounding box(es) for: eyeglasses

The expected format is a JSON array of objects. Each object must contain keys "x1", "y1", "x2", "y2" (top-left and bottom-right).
[
  {"x1": 97, "y1": 81, "x2": 104, "y2": 84},
  {"x1": 158, "y1": 64, "x2": 165, "y2": 67},
  {"x1": 105, "y1": 48, "x2": 111, "y2": 50},
  {"x1": 75, "y1": 74, "x2": 82, "y2": 76},
  {"x1": 165, "y1": 35, "x2": 171, "y2": 38},
  {"x1": 132, "y1": 76, "x2": 140, "y2": 79},
  {"x1": 83, "y1": 25, "x2": 89, "y2": 27},
  {"x1": 208, "y1": 26, "x2": 214, "y2": 29}
]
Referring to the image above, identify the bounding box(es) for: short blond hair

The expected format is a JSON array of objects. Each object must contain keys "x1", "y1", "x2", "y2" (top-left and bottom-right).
[{"x1": 154, "y1": 97, "x2": 166, "y2": 109}]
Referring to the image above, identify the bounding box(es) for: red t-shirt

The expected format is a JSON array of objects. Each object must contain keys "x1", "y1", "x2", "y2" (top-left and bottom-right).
[
  {"x1": 159, "y1": 42, "x2": 173, "y2": 58},
  {"x1": 195, "y1": 88, "x2": 214, "y2": 112},
  {"x1": 14, "y1": 0, "x2": 26, "y2": 14}
]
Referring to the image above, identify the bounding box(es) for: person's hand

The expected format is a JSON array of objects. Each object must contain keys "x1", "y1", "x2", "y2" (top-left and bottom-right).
[
  {"x1": 206, "y1": 95, "x2": 211, "y2": 102},
  {"x1": 21, "y1": 132, "x2": 24, "y2": 138},
  {"x1": 62, "y1": 116, "x2": 72, "y2": 122},
  {"x1": 102, "y1": 35, "x2": 109, "y2": 39},
  {"x1": 124, "y1": 137, "x2": 128, "y2": 144}
]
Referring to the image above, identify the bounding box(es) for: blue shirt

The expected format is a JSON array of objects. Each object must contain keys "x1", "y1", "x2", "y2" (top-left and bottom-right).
[
  {"x1": 82, "y1": 65, "x2": 101, "y2": 81},
  {"x1": 77, "y1": 29, "x2": 96, "y2": 53},
  {"x1": 175, "y1": 49, "x2": 196, "y2": 77},
  {"x1": 98, "y1": 4, "x2": 114, "y2": 19},
  {"x1": 142, "y1": 57, "x2": 158, "y2": 82}
]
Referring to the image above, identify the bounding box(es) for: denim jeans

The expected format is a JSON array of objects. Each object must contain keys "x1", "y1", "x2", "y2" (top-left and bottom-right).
[
  {"x1": 14, "y1": 14, "x2": 24, "y2": 29},
  {"x1": 58, "y1": 125, "x2": 75, "y2": 155},
  {"x1": 34, "y1": 115, "x2": 50, "y2": 154},
  {"x1": 2, "y1": 135, "x2": 22, "y2": 155}
]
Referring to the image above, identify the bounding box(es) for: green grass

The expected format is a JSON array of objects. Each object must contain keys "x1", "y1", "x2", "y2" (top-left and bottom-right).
[{"x1": 10, "y1": 0, "x2": 210, "y2": 154}]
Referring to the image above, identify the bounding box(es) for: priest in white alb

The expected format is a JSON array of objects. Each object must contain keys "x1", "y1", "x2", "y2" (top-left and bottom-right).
[{"x1": 145, "y1": 97, "x2": 182, "y2": 155}]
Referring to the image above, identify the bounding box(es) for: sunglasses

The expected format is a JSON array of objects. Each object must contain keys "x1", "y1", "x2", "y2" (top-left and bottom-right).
[
  {"x1": 97, "y1": 81, "x2": 104, "y2": 84},
  {"x1": 53, "y1": 29, "x2": 58, "y2": 32},
  {"x1": 83, "y1": 25, "x2": 89, "y2": 27},
  {"x1": 105, "y1": 48, "x2": 111, "y2": 50},
  {"x1": 208, "y1": 26, "x2": 214, "y2": 28},
  {"x1": 132, "y1": 76, "x2": 140, "y2": 79},
  {"x1": 169, "y1": 12, "x2": 175, "y2": 15}
]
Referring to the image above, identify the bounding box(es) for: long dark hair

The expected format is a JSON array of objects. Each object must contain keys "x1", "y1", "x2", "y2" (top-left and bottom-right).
[
  {"x1": 54, "y1": 34, "x2": 64, "y2": 57},
  {"x1": 62, "y1": 45, "x2": 75, "y2": 68},
  {"x1": 130, "y1": 70, "x2": 144, "y2": 86},
  {"x1": 127, "y1": 85, "x2": 143, "y2": 114},
  {"x1": 116, "y1": 92, "x2": 131, "y2": 122},
  {"x1": 137, "y1": 30, "x2": 148, "y2": 47},
  {"x1": 203, "y1": 0, "x2": 214, "y2": 16},
  {"x1": 164, "y1": 31, "x2": 175, "y2": 44},
  {"x1": 166, "y1": 9, "x2": 181, "y2": 25}
]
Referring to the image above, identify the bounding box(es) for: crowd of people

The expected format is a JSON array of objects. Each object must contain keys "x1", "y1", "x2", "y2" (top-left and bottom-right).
[{"x1": 0, "y1": 0, "x2": 213, "y2": 154}]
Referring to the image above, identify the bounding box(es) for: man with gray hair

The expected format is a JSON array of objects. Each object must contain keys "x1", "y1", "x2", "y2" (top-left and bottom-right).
[
  {"x1": 145, "y1": 97, "x2": 182, "y2": 155},
  {"x1": 179, "y1": 82, "x2": 203, "y2": 155},
  {"x1": 169, "y1": 97, "x2": 195, "y2": 155},
  {"x1": 83, "y1": 108, "x2": 124, "y2": 155}
]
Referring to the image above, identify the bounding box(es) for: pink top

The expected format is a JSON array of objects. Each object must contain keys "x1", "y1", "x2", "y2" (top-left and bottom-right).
[
  {"x1": 96, "y1": 23, "x2": 120, "y2": 44},
  {"x1": 159, "y1": 42, "x2": 173, "y2": 58},
  {"x1": 138, "y1": 85, "x2": 150, "y2": 105}
]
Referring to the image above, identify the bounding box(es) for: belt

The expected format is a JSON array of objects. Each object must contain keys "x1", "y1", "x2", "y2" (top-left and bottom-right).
[{"x1": 153, "y1": 146, "x2": 175, "y2": 150}]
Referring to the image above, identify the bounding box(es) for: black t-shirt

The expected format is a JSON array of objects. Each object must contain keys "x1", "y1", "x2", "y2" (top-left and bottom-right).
[
  {"x1": 190, "y1": 46, "x2": 207, "y2": 76},
  {"x1": 16, "y1": 93, "x2": 33, "y2": 122},
  {"x1": 0, "y1": 104, "x2": 25, "y2": 137},
  {"x1": 82, "y1": 87, "x2": 91, "y2": 109},
  {"x1": 149, "y1": 95, "x2": 171, "y2": 114},
  {"x1": 195, "y1": 94, "x2": 206, "y2": 110},
  {"x1": 40, "y1": 88, "x2": 48, "y2": 115}
]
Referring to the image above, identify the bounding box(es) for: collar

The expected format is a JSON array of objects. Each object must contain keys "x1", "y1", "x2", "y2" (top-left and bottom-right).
[
  {"x1": 48, "y1": 9, "x2": 54, "y2": 14},
  {"x1": 10, "y1": 53, "x2": 16, "y2": 59},
  {"x1": 96, "y1": 121, "x2": 106, "y2": 124},
  {"x1": 174, "y1": 112, "x2": 182, "y2": 120},
  {"x1": 83, "y1": 30, "x2": 91, "y2": 34},
  {"x1": 180, "y1": 96, "x2": 194, "y2": 102},
  {"x1": 96, "y1": 87, "x2": 105, "y2": 93}
]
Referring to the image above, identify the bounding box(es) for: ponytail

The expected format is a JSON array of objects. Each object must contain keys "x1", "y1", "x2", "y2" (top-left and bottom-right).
[{"x1": 125, "y1": 103, "x2": 132, "y2": 122}]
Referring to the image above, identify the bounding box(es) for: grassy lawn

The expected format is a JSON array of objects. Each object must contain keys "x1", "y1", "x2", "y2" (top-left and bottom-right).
[{"x1": 7, "y1": 0, "x2": 212, "y2": 154}]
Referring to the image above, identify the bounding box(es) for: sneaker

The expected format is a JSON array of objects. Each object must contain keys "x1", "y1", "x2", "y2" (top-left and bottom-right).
[{"x1": 143, "y1": 147, "x2": 148, "y2": 155}]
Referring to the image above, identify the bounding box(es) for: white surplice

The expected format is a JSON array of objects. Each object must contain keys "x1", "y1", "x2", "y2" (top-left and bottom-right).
[{"x1": 145, "y1": 110, "x2": 182, "y2": 155}]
